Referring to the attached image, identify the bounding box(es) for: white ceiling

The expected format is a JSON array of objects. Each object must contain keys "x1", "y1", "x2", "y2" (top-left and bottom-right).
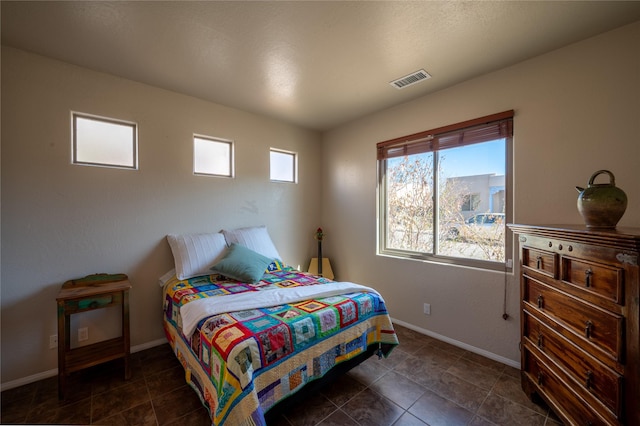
[{"x1": 3, "y1": 1, "x2": 640, "y2": 131}]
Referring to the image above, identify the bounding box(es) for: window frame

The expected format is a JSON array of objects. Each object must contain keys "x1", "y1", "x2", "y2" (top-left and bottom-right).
[
  {"x1": 71, "y1": 112, "x2": 138, "y2": 170},
  {"x1": 377, "y1": 111, "x2": 514, "y2": 272},
  {"x1": 193, "y1": 134, "x2": 234, "y2": 178},
  {"x1": 270, "y1": 148, "x2": 298, "y2": 183}
]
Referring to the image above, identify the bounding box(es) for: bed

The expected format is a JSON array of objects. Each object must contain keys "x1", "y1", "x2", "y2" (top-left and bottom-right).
[{"x1": 160, "y1": 227, "x2": 398, "y2": 426}]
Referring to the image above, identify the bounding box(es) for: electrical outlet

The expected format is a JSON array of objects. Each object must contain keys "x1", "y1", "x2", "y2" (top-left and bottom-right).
[
  {"x1": 49, "y1": 334, "x2": 58, "y2": 349},
  {"x1": 423, "y1": 303, "x2": 431, "y2": 315},
  {"x1": 78, "y1": 327, "x2": 89, "y2": 342}
]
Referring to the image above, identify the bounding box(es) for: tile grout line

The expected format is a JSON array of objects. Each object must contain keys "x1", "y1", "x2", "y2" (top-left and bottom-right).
[
  {"x1": 143, "y1": 373, "x2": 160, "y2": 426},
  {"x1": 467, "y1": 368, "x2": 501, "y2": 426},
  {"x1": 311, "y1": 397, "x2": 340, "y2": 426},
  {"x1": 360, "y1": 368, "x2": 426, "y2": 426}
]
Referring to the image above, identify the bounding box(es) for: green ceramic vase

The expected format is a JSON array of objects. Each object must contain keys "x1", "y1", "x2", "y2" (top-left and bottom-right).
[{"x1": 576, "y1": 170, "x2": 627, "y2": 229}]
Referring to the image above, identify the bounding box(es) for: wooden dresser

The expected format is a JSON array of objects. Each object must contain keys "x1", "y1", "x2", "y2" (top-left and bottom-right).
[{"x1": 509, "y1": 224, "x2": 639, "y2": 426}]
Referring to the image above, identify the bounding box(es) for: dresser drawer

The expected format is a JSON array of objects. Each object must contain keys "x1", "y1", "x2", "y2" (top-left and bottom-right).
[
  {"x1": 523, "y1": 348, "x2": 613, "y2": 426},
  {"x1": 522, "y1": 247, "x2": 558, "y2": 279},
  {"x1": 523, "y1": 277, "x2": 623, "y2": 362},
  {"x1": 523, "y1": 310, "x2": 622, "y2": 416},
  {"x1": 561, "y1": 257, "x2": 624, "y2": 305}
]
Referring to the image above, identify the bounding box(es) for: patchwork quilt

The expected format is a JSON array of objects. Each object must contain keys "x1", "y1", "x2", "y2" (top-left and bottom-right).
[{"x1": 163, "y1": 263, "x2": 398, "y2": 426}]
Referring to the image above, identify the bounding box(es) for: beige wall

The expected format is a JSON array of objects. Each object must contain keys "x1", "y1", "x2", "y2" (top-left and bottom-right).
[
  {"x1": 1, "y1": 47, "x2": 322, "y2": 385},
  {"x1": 322, "y1": 22, "x2": 640, "y2": 364},
  {"x1": 2, "y1": 21, "x2": 639, "y2": 387}
]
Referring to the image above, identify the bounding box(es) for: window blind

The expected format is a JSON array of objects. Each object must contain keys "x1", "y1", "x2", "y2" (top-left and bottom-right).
[{"x1": 377, "y1": 110, "x2": 514, "y2": 160}]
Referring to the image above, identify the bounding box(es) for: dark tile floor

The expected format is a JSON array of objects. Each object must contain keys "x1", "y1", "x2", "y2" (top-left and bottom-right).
[{"x1": 1, "y1": 324, "x2": 561, "y2": 425}]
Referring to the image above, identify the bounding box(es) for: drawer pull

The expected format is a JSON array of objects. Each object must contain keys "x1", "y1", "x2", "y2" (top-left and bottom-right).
[
  {"x1": 585, "y1": 370, "x2": 593, "y2": 389},
  {"x1": 584, "y1": 268, "x2": 593, "y2": 287},
  {"x1": 537, "y1": 334, "x2": 544, "y2": 349},
  {"x1": 537, "y1": 372, "x2": 544, "y2": 386},
  {"x1": 536, "y1": 256, "x2": 543, "y2": 269},
  {"x1": 585, "y1": 320, "x2": 593, "y2": 338},
  {"x1": 537, "y1": 294, "x2": 544, "y2": 309}
]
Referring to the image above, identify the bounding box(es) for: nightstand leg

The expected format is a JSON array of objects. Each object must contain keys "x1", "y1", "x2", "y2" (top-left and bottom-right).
[
  {"x1": 123, "y1": 289, "x2": 131, "y2": 380},
  {"x1": 57, "y1": 303, "x2": 68, "y2": 400}
]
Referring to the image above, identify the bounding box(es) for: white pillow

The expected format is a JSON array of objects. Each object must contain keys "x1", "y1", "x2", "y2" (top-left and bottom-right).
[
  {"x1": 166, "y1": 233, "x2": 228, "y2": 280},
  {"x1": 221, "y1": 226, "x2": 281, "y2": 260}
]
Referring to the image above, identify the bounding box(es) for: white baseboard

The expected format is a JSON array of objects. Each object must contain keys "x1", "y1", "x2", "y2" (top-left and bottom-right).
[
  {"x1": 0, "y1": 337, "x2": 168, "y2": 392},
  {"x1": 391, "y1": 317, "x2": 520, "y2": 369}
]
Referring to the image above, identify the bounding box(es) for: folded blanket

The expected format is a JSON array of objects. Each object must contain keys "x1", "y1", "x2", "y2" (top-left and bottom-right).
[{"x1": 180, "y1": 281, "x2": 382, "y2": 338}]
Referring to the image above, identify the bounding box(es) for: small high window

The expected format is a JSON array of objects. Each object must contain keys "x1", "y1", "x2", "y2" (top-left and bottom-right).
[
  {"x1": 270, "y1": 149, "x2": 297, "y2": 183},
  {"x1": 72, "y1": 112, "x2": 137, "y2": 169},
  {"x1": 194, "y1": 135, "x2": 234, "y2": 177}
]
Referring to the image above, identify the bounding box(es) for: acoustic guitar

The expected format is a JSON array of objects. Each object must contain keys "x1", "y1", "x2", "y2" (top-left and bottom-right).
[
  {"x1": 308, "y1": 227, "x2": 334, "y2": 280},
  {"x1": 308, "y1": 257, "x2": 334, "y2": 280}
]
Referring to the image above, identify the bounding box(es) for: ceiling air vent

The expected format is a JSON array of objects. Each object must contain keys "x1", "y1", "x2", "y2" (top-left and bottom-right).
[{"x1": 389, "y1": 69, "x2": 431, "y2": 89}]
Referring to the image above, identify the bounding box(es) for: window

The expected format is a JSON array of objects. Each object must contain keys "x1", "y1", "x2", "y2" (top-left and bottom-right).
[
  {"x1": 193, "y1": 135, "x2": 233, "y2": 177},
  {"x1": 377, "y1": 111, "x2": 514, "y2": 270},
  {"x1": 72, "y1": 112, "x2": 137, "y2": 169},
  {"x1": 461, "y1": 193, "x2": 481, "y2": 211},
  {"x1": 270, "y1": 149, "x2": 297, "y2": 183}
]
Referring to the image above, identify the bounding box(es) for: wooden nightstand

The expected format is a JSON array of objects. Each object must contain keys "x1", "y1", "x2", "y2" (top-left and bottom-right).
[{"x1": 56, "y1": 273, "x2": 131, "y2": 399}]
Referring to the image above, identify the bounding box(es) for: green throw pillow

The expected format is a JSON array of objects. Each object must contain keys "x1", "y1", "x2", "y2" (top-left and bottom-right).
[{"x1": 211, "y1": 243, "x2": 274, "y2": 283}]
